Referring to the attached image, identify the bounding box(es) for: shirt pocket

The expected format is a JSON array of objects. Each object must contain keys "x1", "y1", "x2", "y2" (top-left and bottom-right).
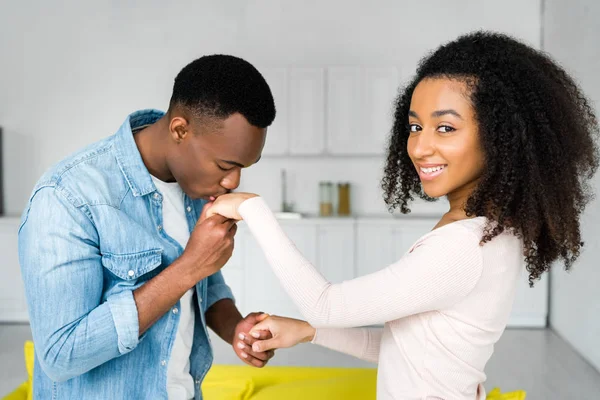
[{"x1": 101, "y1": 248, "x2": 163, "y2": 281}]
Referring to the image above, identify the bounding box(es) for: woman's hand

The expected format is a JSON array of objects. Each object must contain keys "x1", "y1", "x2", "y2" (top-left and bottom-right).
[
  {"x1": 205, "y1": 192, "x2": 259, "y2": 221},
  {"x1": 242, "y1": 314, "x2": 316, "y2": 353}
]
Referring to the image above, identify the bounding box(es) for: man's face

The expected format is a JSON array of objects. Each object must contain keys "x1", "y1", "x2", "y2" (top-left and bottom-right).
[{"x1": 167, "y1": 113, "x2": 266, "y2": 200}]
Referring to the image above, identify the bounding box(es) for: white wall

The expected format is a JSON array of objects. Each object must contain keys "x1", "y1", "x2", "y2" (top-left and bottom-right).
[
  {"x1": 543, "y1": 0, "x2": 600, "y2": 372},
  {"x1": 0, "y1": 0, "x2": 541, "y2": 216}
]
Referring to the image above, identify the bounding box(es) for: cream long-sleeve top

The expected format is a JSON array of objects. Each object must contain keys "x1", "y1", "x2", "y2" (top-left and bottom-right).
[{"x1": 238, "y1": 197, "x2": 524, "y2": 400}]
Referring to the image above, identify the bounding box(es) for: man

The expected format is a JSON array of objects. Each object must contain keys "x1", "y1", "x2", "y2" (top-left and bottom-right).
[{"x1": 19, "y1": 55, "x2": 276, "y2": 399}]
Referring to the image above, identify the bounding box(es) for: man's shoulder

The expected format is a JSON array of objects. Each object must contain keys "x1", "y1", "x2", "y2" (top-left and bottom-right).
[{"x1": 31, "y1": 135, "x2": 129, "y2": 208}]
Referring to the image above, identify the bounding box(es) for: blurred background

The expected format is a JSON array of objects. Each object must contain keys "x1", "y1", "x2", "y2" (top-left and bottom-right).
[{"x1": 0, "y1": 1, "x2": 598, "y2": 398}]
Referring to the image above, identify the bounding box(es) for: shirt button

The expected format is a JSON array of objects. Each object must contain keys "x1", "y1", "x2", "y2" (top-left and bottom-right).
[
  {"x1": 127, "y1": 270, "x2": 134, "y2": 277},
  {"x1": 186, "y1": 206, "x2": 192, "y2": 213},
  {"x1": 172, "y1": 307, "x2": 178, "y2": 314},
  {"x1": 161, "y1": 360, "x2": 166, "y2": 366},
  {"x1": 157, "y1": 225, "x2": 162, "y2": 231},
  {"x1": 154, "y1": 193, "x2": 160, "y2": 200},
  {"x1": 199, "y1": 297, "x2": 202, "y2": 303}
]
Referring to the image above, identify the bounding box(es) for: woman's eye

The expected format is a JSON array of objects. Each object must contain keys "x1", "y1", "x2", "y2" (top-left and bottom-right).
[
  {"x1": 438, "y1": 125, "x2": 455, "y2": 133},
  {"x1": 409, "y1": 124, "x2": 421, "y2": 133}
]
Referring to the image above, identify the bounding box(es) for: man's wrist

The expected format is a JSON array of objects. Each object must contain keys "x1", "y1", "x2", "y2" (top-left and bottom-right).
[
  {"x1": 169, "y1": 255, "x2": 207, "y2": 290},
  {"x1": 205, "y1": 299, "x2": 243, "y2": 345}
]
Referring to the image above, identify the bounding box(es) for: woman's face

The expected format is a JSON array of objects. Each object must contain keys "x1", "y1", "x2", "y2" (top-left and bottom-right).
[{"x1": 407, "y1": 78, "x2": 485, "y2": 203}]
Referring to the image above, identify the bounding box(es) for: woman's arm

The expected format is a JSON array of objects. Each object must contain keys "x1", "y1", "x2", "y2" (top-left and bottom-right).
[
  {"x1": 211, "y1": 195, "x2": 484, "y2": 328},
  {"x1": 243, "y1": 315, "x2": 381, "y2": 364}
]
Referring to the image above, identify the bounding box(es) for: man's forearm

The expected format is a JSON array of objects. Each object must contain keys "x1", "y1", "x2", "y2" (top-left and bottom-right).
[
  {"x1": 133, "y1": 257, "x2": 202, "y2": 336},
  {"x1": 205, "y1": 298, "x2": 243, "y2": 344}
]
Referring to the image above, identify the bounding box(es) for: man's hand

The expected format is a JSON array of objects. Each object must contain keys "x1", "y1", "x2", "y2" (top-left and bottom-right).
[
  {"x1": 177, "y1": 204, "x2": 238, "y2": 287},
  {"x1": 232, "y1": 313, "x2": 275, "y2": 368}
]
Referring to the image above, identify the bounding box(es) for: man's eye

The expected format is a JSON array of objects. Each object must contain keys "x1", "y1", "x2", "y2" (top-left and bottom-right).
[{"x1": 217, "y1": 165, "x2": 234, "y2": 171}]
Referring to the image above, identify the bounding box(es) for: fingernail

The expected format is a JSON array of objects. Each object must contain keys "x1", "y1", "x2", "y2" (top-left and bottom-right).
[
  {"x1": 253, "y1": 344, "x2": 260, "y2": 352},
  {"x1": 241, "y1": 352, "x2": 248, "y2": 358},
  {"x1": 251, "y1": 331, "x2": 260, "y2": 338},
  {"x1": 238, "y1": 333, "x2": 245, "y2": 340},
  {"x1": 237, "y1": 342, "x2": 245, "y2": 350}
]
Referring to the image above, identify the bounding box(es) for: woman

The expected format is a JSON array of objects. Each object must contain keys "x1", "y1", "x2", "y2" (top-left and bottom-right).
[{"x1": 206, "y1": 31, "x2": 599, "y2": 399}]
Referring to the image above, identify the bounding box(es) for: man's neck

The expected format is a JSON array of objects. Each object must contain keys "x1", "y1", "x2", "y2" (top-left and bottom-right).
[{"x1": 134, "y1": 117, "x2": 175, "y2": 182}]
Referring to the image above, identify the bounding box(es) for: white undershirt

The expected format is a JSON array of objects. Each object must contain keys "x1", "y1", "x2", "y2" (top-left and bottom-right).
[{"x1": 151, "y1": 176, "x2": 195, "y2": 400}]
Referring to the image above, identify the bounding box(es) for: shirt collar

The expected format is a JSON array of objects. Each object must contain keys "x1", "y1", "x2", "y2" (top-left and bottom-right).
[{"x1": 113, "y1": 109, "x2": 165, "y2": 197}]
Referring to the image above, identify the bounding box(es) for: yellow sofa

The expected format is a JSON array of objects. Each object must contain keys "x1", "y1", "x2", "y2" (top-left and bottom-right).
[{"x1": 4, "y1": 341, "x2": 526, "y2": 400}]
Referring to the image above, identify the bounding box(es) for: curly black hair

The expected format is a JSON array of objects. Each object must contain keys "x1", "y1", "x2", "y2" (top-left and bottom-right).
[
  {"x1": 382, "y1": 31, "x2": 599, "y2": 286},
  {"x1": 169, "y1": 54, "x2": 276, "y2": 128}
]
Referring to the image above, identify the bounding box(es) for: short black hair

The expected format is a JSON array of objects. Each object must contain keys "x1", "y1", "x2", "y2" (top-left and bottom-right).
[
  {"x1": 169, "y1": 54, "x2": 276, "y2": 128},
  {"x1": 382, "y1": 31, "x2": 599, "y2": 285}
]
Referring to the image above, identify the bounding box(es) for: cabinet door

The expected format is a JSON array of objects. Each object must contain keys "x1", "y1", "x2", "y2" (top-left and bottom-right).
[
  {"x1": 355, "y1": 222, "x2": 396, "y2": 277},
  {"x1": 325, "y1": 66, "x2": 399, "y2": 155},
  {"x1": 260, "y1": 67, "x2": 289, "y2": 155},
  {"x1": 288, "y1": 68, "x2": 325, "y2": 155},
  {"x1": 363, "y1": 67, "x2": 399, "y2": 155},
  {"x1": 220, "y1": 227, "x2": 247, "y2": 314},
  {"x1": 317, "y1": 223, "x2": 356, "y2": 283},
  {"x1": 242, "y1": 224, "x2": 317, "y2": 320},
  {"x1": 326, "y1": 67, "x2": 362, "y2": 154},
  {"x1": 0, "y1": 219, "x2": 29, "y2": 322}
]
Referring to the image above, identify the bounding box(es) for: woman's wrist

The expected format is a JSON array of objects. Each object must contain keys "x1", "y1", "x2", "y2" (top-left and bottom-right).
[{"x1": 300, "y1": 321, "x2": 316, "y2": 343}]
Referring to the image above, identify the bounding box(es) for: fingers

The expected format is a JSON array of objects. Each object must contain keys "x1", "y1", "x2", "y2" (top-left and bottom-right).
[
  {"x1": 199, "y1": 202, "x2": 213, "y2": 223},
  {"x1": 256, "y1": 313, "x2": 270, "y2": 322},
  {"x1": 248, "y1": 319, "x2": 270, "y2": 334},
  {"x1": 224, "y1": 219, "x2": 237, "y2": 232},
  {"x1": 251, "y1": 338, "x2": 279, "y2": 352},
  {"x1": 249, "y1": 329, "x2": 271, "y2": 340},
  {"x1": 202, "y1": 213, "x2": 229, "y2": 227},
  {"x1": 235, "y1": 339, "x2": 274, "y2": 362}
]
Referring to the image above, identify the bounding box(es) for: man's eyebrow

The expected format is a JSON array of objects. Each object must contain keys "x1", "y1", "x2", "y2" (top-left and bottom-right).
[{"x1": 221, "y1": 155, "x2": 261, "y2": 168}]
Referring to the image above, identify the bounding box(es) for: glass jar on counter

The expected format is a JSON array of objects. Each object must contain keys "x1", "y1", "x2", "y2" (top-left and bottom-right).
[
  {"x1": 337, "y1": 182, "x2": 351, "y2": 216},
  {"x1": 319, "y1": 181, "x2": 334, "y2": 216}
]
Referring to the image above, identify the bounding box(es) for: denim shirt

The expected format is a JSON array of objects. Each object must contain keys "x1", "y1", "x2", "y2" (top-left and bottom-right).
[{"x1": 18, "y1": 110, "x2": 234, "y2": 400}]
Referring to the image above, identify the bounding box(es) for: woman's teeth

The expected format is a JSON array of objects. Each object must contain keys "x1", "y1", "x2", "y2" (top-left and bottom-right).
[{"x1": 420, "y1": 165, "x2": 446, "y2": 174}]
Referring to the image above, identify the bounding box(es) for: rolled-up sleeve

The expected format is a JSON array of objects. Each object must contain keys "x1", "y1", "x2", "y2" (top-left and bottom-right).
[
  {"x1": 106, "y1": 289, "x2": 140, "y2": 354},
  {"x1": 206, "y1": 271, "x2": 235, "y2": 309},
  {"x1": 19, "y1": 186, "x2": 140, "y2": 382}
]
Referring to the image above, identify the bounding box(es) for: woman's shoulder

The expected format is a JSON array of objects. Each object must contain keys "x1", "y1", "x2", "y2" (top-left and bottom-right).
[{"x1": 410, "y1": 216, "x2": 521, "y2": 255}]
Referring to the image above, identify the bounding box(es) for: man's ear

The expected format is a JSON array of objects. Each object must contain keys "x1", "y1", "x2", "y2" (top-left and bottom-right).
[{"x1": 169, "y1": 116, "x2": 190, "y2": 143}]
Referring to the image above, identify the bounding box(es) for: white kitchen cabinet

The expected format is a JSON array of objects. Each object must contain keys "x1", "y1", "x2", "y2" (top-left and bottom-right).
[
  {"x1": 327, "y1": 66, "x2": 399, "y2": 155},
  {"x1": 316, "y1": 222, "x2": 356, "y2": 283},
  {"x1": 240, "y1": 223, "x2": 318, "y2": 320},
  {"x1": 363, "y1": 67, "x2": 399, "y2": 154},
  {"x1": 326, "y1": 67, "x2": 362, "y2": 154},
  {"x1": 0, "y1": 217, "x2": 28, "y2": 322},
  {"x1": 288, "y1": 68, "x2": 325, "y2": 155},
  {"x1": 355, "y1": 221, "x2": 397, "y2": 277},
  {"x1": 259, "y1": 67, "x2": 289, "y2": 156}
]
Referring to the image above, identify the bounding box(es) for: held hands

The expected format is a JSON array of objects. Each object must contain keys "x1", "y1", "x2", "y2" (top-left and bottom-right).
[
  {"x1": 232, "y1": 313, "x2": 275, "y2": 368},
  {"x1": 237, "y1": 314, "x2": 316, "y2": 353},
  {"x1": 205, "y1": 193, "x2": 259, "y2": 221}
]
